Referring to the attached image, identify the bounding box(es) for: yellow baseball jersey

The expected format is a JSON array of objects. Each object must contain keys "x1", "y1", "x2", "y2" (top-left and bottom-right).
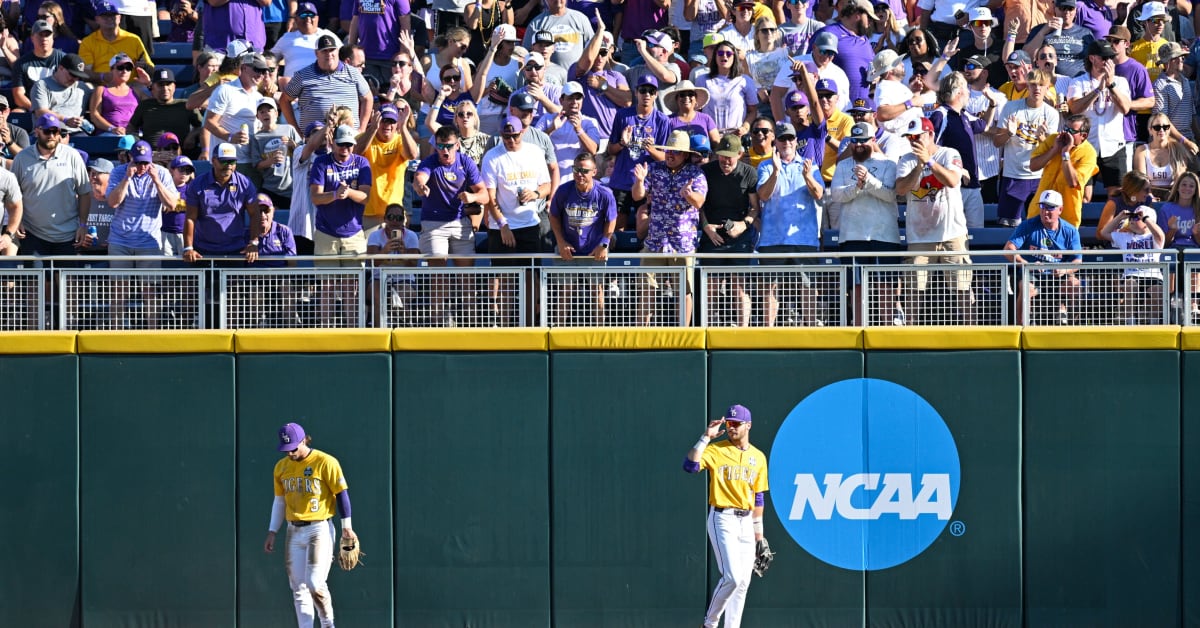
[
  {"x1": 273, "y1": 449, "x2": 348, "y2": 523},
  {"x1": 700, "y1": 441, "x2": 769, "y2": 510},
  {"x1": 362, "y1": 134, "x2": 409, "y2": 218},
  {"x1": 79, "y1": 28, "x2": 154, "y2": 73},
  {"x1": 1130, "y1": 39, "x2": 1166, "y2": 82}
]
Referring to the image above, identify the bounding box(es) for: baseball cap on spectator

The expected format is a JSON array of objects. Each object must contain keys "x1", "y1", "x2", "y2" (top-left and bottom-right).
[
  {"x1": 241, "y1": 52, "x2": 269, "y2": 70},
  {"x1": 170, "y1": 155, "x2": 194, "y2": 171},
  {"x1": 1107, "y1": 25, "x2": 1132, "y2": 41},
  {"x1": 1039, "y1": 190, "x2": 1063, "y2": 207},
  {"x1": 61, "y1": 54, "x2": 88, "y2": 79},
  {"x1": 533, "y1": 30, "x2": 555, "y2": 46},
  {"x1": 278, "y1": 422, "x2": 306, "y2": 452},
  {"x1": 501, "y1": 115, "x2": 524, "y2": 134},
  {"x1": 95, "y1": 2, "x2": 119, "y2": 15},
  {"x1": 153, "y1": 67, "x2": 176, "y2": 83},
  {"x1": 849, "y1": 121, "x2": 875, "y2": 140},
  {"x1": 841, "y1": 0, "x2": 878, "y2": 19},
  {"x1": 1135, "y1": 207, "x2": 1157, "y2": 223},
  {"x1": 110, "y1": 52, "x2": 132, "y2": 69},
  {"x1": 495, "y1": 24, "x2": 520, "y2": 42},
  {"x1": 848, "y1": 96, "x2": 875, "y2": 112},
  {"x1": 380, "y1": 103, "x2": 400, "y2": 121},
  {"x1": 509, "y1": 90, "x2": 537, "y2": 110},
  {"x1": 524, "y1": 51, "x2": 546, "y2": 69},
  {"x1": 724, "y1": 404, "x2": 752, "y2": 422},
  {"x1": 88, "y1": 158, "x2": 114, "y2": 174},
  {"x1": 304, "y1": 120, "x2": 326, "y2": 136},
  {"x1": 226, "y1": 39, "x2": 253, "y2": 58},
  {"x1": 156, "y1": 132, "x2": 180, "y2": 148},
  {"x1": 714, "y1": 134, "x2": 742, "y2": 157},
  {"x1": 37, "y1": 112, "x2": 62, "y2": 129},
  {"x1": 636, "y1": 75, "x2": 660, "y2": 90},
  {"x1": 257, "y1": 193, "x2": 275, "y2": 209},
  {"x1": 814, "y1": 78, "x2": 837, "y2": 94},
  {"x1": 0, "y1": 94, "x2": 8, "y2": 108},
  {"x1": 1054, "y1": 0, "x2": 1076, "y2": 8},
  {"x1": 646, "y1": 31, "x2": 673, "y2": 50},
  {"x1": 702, "y1": 33, "x2": 726, "y2": 48},
  {"x1": 1006, "y1": 50, "x2": 1032, "y2": 65},
  {"x1": 316, "y1": 34, "x2": 339, "y2": 51},
  {"x1": 905, "y1": 117, "x2": 937, "y2": 135},
  {"x1": 733, "y1": 0, "x2": 755, "y2": 6},
  {"x1": 131, "y1": 141, "x2": 153, "y2": 163},
  {"x1": 561, "y1": 81, "x2": 584, "y2": 97},
  {"x1": 598, "y1": 32, "x2": 615, "y2": 49},
  {"x1": 812, "y1": 31, "x2": 839, "y2": 54},
  {"x1": 32, "y1": 19, "x2": 53, "y2": 35},
  {"x1": 776, "y1": 122, "x2": 797, "y2": 138},
  {"x1": 867, "y1": 49, "x2": 904, "y2": 82},
  {"x1": 116, "y1": 135, "x2": 137, "y2": 151},
  {"x1": 333, "y1": 124, "x2": 357, "y2": 145},
  {"x1": 214, "y1": 142, "x2": 238, "y2": 160},
  {"x1": 785, "y1": 90, "x2": 808, "y2": 108},
  {"x1": 257, "y1": 97, "x2": 277, "y2": 111},
  {"x1": 296, "y1": 1, "x2": 318, "y2": 16},
  {"x1": 1087, "y1": 39, "x2": 1117, "y2": 59},
  {"x1": 1136, "y1": 1, "x2": 1167, "y2": 20},
  {"x1": 1158, "y1": 41, "x2": 1188, "y2": 63},
  {"x1": 690, "y1": 133, "x2": 711, "y2": 156}
]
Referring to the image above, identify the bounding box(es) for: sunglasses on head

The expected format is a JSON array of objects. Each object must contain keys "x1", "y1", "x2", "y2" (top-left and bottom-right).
[{"x1": 1152, "y1": 124, "x2": 1171, "y2": 131}]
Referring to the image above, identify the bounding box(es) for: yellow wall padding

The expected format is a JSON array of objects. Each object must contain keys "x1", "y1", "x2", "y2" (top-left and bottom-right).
[
  {"x1": 77, "y1": 330, "x2": 235, "y2": 353},
  {"x1": 707, "y1": 327, "x2": 864, "y2": 350},
  {"x1": 392, "y1": 328, "x2": 549, "y2": 351},
  {"x1": 865, "y1": 327, "x2": 1022, "y2": 350},
  {"x1": 548, "y1": 327, "x2": 706, "y2": 350}
]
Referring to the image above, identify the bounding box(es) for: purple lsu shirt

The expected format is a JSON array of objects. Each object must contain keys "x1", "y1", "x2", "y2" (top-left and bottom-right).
[
  {"x1": 415, "y1": 152, "x2": 483, "y2": 223},
  {"x1": 310, "y1": 152, "x2": 373, "y2": 237}
]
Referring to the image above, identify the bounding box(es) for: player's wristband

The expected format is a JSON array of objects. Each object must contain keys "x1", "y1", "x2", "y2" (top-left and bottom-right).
[
  {"x1": 341, "y1": 516, "x2": 353, "y2": 531},
  {"x1": 753, "y1": 517, "x2": 764, "y2": 535},
  {"x1": 694, "y1": 436, "x2": 710, "y2": 450}
]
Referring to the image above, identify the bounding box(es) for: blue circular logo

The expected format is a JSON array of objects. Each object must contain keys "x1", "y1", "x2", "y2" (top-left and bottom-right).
[{"x1": 769, "y1": 378, "x2": 961, "y2": 571}]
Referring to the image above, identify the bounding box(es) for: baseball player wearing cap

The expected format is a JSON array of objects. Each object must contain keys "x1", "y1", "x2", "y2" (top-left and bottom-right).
[
  {"x1": 264, "y1": 422, "x2": 356, "y2": 628},
  {"x1": 684, "y1": 404, "x2": 769, "y2": 628}
]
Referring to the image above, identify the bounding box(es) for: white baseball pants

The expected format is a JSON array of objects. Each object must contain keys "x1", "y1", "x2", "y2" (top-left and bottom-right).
[
  {"x1": 285, "y1": 519, "x2": 336, "y2": 628},
  {"x1": 704, "y1": 508, "x2": 755, "y2": 628}
]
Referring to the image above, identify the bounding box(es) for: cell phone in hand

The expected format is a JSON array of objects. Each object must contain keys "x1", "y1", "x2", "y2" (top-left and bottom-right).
[{"x1": 392, "y1": 229, "x2": 402, "y2": 239}]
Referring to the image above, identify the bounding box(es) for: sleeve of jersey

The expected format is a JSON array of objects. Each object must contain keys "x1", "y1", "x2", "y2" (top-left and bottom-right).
[
  {"x1": 273, "y1": 461, "x2": 285, "y2": 496},
  {"x1": 753, "y1": 452, "x2": 769, "y2": 493}
]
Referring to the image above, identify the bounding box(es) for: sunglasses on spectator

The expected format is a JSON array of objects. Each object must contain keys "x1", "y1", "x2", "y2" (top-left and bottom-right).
[
  {"x1": 758, "y1": 27, "x2": 777, "y2": 33},
  {"x1": 817, "y1": 48, "x2": 836, "y2": 56},
  {"x1": 0, "y1": 105, "x2": 8, "y2": 112},
  {"x1": 913, "y1": 68, "x2": 929, "y2": 76},
  {"x1": 1151, "y1": 124, "x2": 1171, "y2": 131},
  {"x1": 40, "y1": 128, "x2": 61, "y2": 136},
  {"x1": 393, "y1": 60, "x2": 409, "y2": 66},
  {"x1": 1039, "y1": 203, "x2": 1061, "y2": 211},
  {"x1": 715, "y1": 50, "x2": 735, "y2": 58},
  {"x1": 385, "y1": 213, "x2": 405, "y2": 221},
  {"x1": 665, "y1": 149, "x2": 684, "y2": 156},
  {"x1": 598, "y1": 48, "x2": 610, "y2": 56},
  {"x1": 456, "y1": 111, "x2": 475, "y2": 117},
  {"x1": 335, "y1": 142, "x2": 354, "y2": 148},
  {"x1": 637, "y1": 86, "x2": 658, "y2": 95},
  {"x1": 114, "y1": 63, "x2": 134, "y2": 72},
  {"x1": 435, "y1": 142, "x2": 457, "y2": 150},
  {"x1": 849, "y1": 137, "x2": 870, "y2": 144},
  {"x1": 971, "y1": 19, "x2": 991, "y2": 27},
  {"x1": 776, "y1": 135, "x2": 797, "y2": 142},
  {"x1": 217, "y1": 158, "x2": 237, "y2": 165},
  {"x1": 442, "y1": 75, "x2": 461, "y2": 82},
  {"x1": 1150, "y1": 18, "x2": 1167, "y2": 25},
  {"x1": 964, "y1": 62, "x2": 982, "y2": 70},
  {"x1": 571, "y1": 166, "x2": 594, "y2": 174},
  {"x1": 524, "y1": 64, "x2": 543, "y2": 71},
  {"x1": 903, "y1": 133, "x2": 923, "y2": 141},
  {"x1": 751, "y1": 127, "x2": 773, "y2": 135},
  {"x1": 176, "y1": 167, "x2": 195, "y2": 174},
  {"x1": 501, "y1": 133, "x2": 521, "y2": 140},
  {"x1": 1064, "y1": 128, "x2": 1085, "y2": 135},
  {"x1": 676, "y1": 91, "x2": 696, "y2": 99},
  {"x1": 265, "y1": 66, "x2": 278, "y2": 72},
  {"x1": 1037, "y1": 53, "x2": 1055, "y2": 60}
]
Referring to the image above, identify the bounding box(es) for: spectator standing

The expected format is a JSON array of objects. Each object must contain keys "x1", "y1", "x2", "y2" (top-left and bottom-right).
[
  {"x1": 129, "y1": 68, "x2": 202, "y2": 149},
  {"x1": 288, "y1": 121, "x2": 328, "y2": 255},
  {"x1": 30, "y1": 54, "x2": 91, "y2": 135},
  {"x1": 523, "y1": 0, "x2": 594, "y2": 71},
  {"x1": 618, "y1": 0, "x2": 668, "y2": 64},
  {"x1": 810, "y1": 0, "x2": 875, "y2": 101},
  {"x1": 916, "y1": 0, "x2": 967, "y2": 44},
  {"x1": 515, "y1": 53, "x2": 564, "y2": 118},
  {"x1": 625, "y1": 32, "x2": 682, "y2": 107},
  {"x1": 162, "y1": 155, "x2": 194, "y2": 256},
  {"x1": 606, "y1": 75, "x2": 672, "y2": 230},
  {"x1": 109, "y1": 0, "x2": 158, "y2": 54},
  {"x1": 527, "y1": 30, "x2": 571, "y2": 87},
  {"x1": 778, "y1": 0, "x2": 822, "y2": 57},
  {"x1": 1067, "y1": 39, "x2": 1131, "y2": 199},
  {"x1": 13, "y1": 113, "x2": 90, "y2": 256},
  {"x1": 538, "y1": 82, "x2": 602, "y2": 172},
  {"x1": 10, "y1": 19, "x2": 64, "y2": 112},
  {"x1": 694, "y1": 40, "x2": 756, "y2": 135},
  {"x1": 838, "y1": 96, "x2": 908, "y2": 162},
  {"x1": 0, "y1": 95, "x2": 30, "y2": 170},
  {"x1": 718, "y1": 0, "x2": 758, "y2": 51},
  {"x1": 548, "y1": 151, "x2": 617, "y2": 325},
  {"x1": 347, "y1": 0, "x2": 409, "y2": 84},
  {"x1": 1132, "y1": 113, "x2": 1191, "y2": 198},
  {"x1": 895, "y1": 118, "x2": 973, "y2": 324},
  {"x1": 755, "y1": 121, "x2": 824, "y2": 326},
  {"x1": 771, "y1": 32, "x2": 850, "y2": 119},
  {"x1": 281, "y1": 34, "x2": 373, "y2": 134},
  {"x1": 962, "y1": 57, "x2": 1007, "y2": 204},
  {"x1": 309, "y1": 124, "x2": 373, "y2": 265},
  {"x1": 471, "y1": 26, "x2": 524, "y2": 136},
  {"x1": 1129, "y1": 2, "x2": 1170, "y2": 81},
  {"x1": 744, "y1": 115, "x2": 776, "y2": 167},
  {"x1": 1098, "y1": 205, "x2": 1165, "y2": 324},
  {"x1": 632, "y1": 129, "x2": 707, "y2": 325},
  {"x1": 414, "y1": 125, "x2": 488, "y2": 265},
  {"x1": 815, "y1": 78, "x2": 853, "y2": 183},
  {"x1": 106, "y1": 140, "x2": 177, "y2": 267},
  {"x1": 249, "y1": 96, "x2": 302, "y2": 205},
  {"x1": 665, "y1": 79, "x2": 719, "y2": 143},
  {"x1": 205, "y1": 52, "x2": 267, "y2": 171},
  {"x1": 928, "y1": 71, "x2": 1001, "y2": 228},
  {"x1": 426, "y1": 63, "x2": 477, "y2": 134},
  {"x1": 990, "y1": 69, "x2": 1060, "y2": 226},
  {"x1": 78, "y1": 2, "x2": 153, "y2": 77},
  {"x1": 482, "y1": 115, "x2": 552, "y2": 258},
  {"x1": 573, "y1": 28, "x2": 629, "y2": 138},
  {"x1": 1107, "y1": 25, "x2": 1156, "y2": 147},
  {"x1": 1152, "y1": 42, "x2": 1197, "y2": 143},
  {"x1": 270, "y1": 3, "x2": 338, "y2": 87},
  {"x1": 202, "y1": 0, "x2": 268, "y2": 53},
  {"x1": 870, "y1": 48, "x2": 924, "y2": 136},
  {"x1": 0, "y1": 152, "x2": 21, "y2": 255},
  {"x1": 354, "y1": 102, "x2": 418, "y2": 234},
  {"x1": 1023, "y1": 0, "x2": 1094, "y2": 79},
  {"x1": 183, "y1": 142, "x2": 259, "y2": 262},
  {"x1": 436, "y1": 100, "x2": 495, "y2": 167},
  {"x1": 699, "y1": 134, "x2": 758, "y2": 327},
  {"x1": 1026, "y1": 114, "x2": 1098, "y2": 226}
]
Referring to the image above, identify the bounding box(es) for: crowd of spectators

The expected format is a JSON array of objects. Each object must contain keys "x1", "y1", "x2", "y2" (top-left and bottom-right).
[{"x1": 0, "y1": 0, "x2": 1197, "y2": 326}]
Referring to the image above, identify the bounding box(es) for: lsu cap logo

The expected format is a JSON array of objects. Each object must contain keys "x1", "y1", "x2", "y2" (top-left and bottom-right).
[{"x1": 769, "y1": 378, "x2": 960, "y2": 570}]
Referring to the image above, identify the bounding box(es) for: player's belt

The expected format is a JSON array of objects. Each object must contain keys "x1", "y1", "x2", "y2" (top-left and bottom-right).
[
  {"x1": 290, "y1": 519, "x2": 327, "y2": 527},
  {"x1": 711, "y1": 506, "x2": 751, "y2": 517}
]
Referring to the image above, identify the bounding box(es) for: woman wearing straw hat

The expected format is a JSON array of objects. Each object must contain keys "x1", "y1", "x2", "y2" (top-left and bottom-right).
[{"x1": 665, "y1": 79, "x2": 721, "y2": 144}]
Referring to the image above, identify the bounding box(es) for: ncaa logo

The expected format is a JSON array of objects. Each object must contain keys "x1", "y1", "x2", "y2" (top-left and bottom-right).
[{"x1": 769, "y1": 378, "x2": 960, "y2": 571}]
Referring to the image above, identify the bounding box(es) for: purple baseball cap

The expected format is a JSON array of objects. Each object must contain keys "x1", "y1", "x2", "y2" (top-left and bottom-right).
[
  {"x1": 380, "y1": 103, "x2": 400, "y2": 122},
  {"x1": 304, "y1": 120, "x2": 326, "y2": 137},
  {"x1": 848, "y1": 96, "x2": 876, "y2": 112},
  {"x1": 278, "y1": 422, "x2": 306, "y2": 451},
  {"x1": 501, "y1": 115, "x2": 524, "y2": 134},
  {"x1": 37, "y1": 112, "x2": 62, "y2": 130},
  {"x1": 95, "y1": 1, "x2": 119, "y2": 15},
  {"x1": 296, "y1": 1, "x2": 319, "y2": 16},
  {"x1": 724, "y1": 404, "x2": 752, "y2": 423},
  {"x1": 156, "y1": 131, "x2": 180, "y2": 148},
  {"x1": 785, "y1": 90, "x2": 808, "y2": 108},
  {"x1": 131, "y1": 140, "x2": 153, "y2": 163},
  {"x1": 636, "y1": 74, "x2": 659, "y2": 89},
  {"x1": 814, "y1": 78, "x2": 837, "y2": 94},
  {"x1": 170, "y1": 155, "x2": 194, "y2": 170}
]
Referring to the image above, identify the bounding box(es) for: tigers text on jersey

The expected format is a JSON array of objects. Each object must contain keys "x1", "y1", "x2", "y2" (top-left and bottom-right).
[
  {"x1": 700, "y1": 441, "x2": 769, "y2": 510},
  {"x1": 273, "y1": 449, "x2": 348, "y2": 522}
]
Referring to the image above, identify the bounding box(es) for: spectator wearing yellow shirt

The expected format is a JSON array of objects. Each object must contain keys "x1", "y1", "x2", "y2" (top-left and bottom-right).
[
  {"x1": 354, "y1": 102, "x2": 418, "y2": 234},
  {"x1": 1130, "y1": 3, "x2": 1170, "y2": 82},
  {"x1": 816, "y1": 79, "x2": 852, "y2": 183},
  {"x1": 78, "y1": 2, "x2": 153, "y2": 85},
  {"x1": 1026, "y1": 114, "x2": 1099, "y2": 227}
]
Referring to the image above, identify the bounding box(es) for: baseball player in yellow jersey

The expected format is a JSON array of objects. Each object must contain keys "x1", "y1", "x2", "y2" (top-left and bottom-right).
[
  {"x1": 263, "y1": 422, "x2": 357, "y2": 628},
  {"x1": 684, "y1": 404, "x2": 769, "y2": 628}
]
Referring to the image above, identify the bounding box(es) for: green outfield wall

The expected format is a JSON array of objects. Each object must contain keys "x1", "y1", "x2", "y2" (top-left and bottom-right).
[{"x1": 0, "y1": 327, "x2": 1195, "y2": 627}]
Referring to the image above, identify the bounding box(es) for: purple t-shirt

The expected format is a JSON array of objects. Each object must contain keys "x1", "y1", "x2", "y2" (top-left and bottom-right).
[
  {"x1": 810, "y1": 22, "x2": 872, "y2": 101},
  {"x1": 796, "y1": 121, "x2": 826, "y2": 168},
  {"x1": 250, "y1": 220, "x2": 297, "y2": 266},
  {"x1": 608, "y1": 107, "x2": 673, "y2": 191},
  {"x1": 185, "y1": 171, "x2": 258, "y2": 254},
  {"x1": 163, "y1": 181, "x2": 188, "y2": 234},
  {"x1": 670, "y1": 112, "x2": 717, "y2": 139},
  {"x1": 573, "y1": 65, "x2": 628, "y2": 138},
  {"x1": 619, "y1": 0, "x2": 666, "y2": 42},
  {"x1": 1076, "y1": 0, "x2": 1113, "y2": 39},
  {"x1": 415, "y1": 152, "x2": 483, "y2": 223},
  {"x1": 549, "y1": 180, "x2": 618, "y2": 254},
  {"x1": 1158, "y1": 201, "x2": 1197, "y2": 247},
  {"x1": 203, "y1": 0, "x2": 267, "y2": 52},
  {"x1": 310, "y1": 153, "x2": 373, "y2": 237},
  {"x1": 354, "y1": 0, "x2": 408, "y2": 61},
  {"x1": 1115, "y1": 58, "x2": 1152, "y2": 142}
]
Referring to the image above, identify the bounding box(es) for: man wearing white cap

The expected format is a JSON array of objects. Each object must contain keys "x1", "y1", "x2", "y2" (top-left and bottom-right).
[
  {"x1": 871, "y1": 49, "x2": 926, "y2": 135},
  {"x1": 471, "y1": 26, "x2": 524, "y2": 135},
  {"x1": 537, "y1": 82, "x2": 602, "y2": 172},
  {"x1": 205, "y1": 53, "x2": 269, "y2": 167},
  {"x1": 516, "y1": 52, "x2": 565, "y2": 116},
  {"x1": 1004, "y1": 189, "x2": 1082, "y2": 324},
  {"x1": 249, "y1": 96, "x2": 302, "y2": 206},
  {"x1": 1130, "y1": 2, "x2": 1171, "y2": 81},
  {"x1": 626, "y1": 31, "x2": 682, "y2": 106}
]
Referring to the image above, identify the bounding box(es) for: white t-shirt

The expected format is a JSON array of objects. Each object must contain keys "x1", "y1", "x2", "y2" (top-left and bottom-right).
[
  {"x1": 481, "y1": 143, "x2": 551, "y2": 230},
  {"x1": 896, "y1": 146, "x2": 968, "y2": 244},
  {"x1": 874, "y1": 79, "x2": 921, "y2": 136},
  {"x1": 426, "y1": 58, "x2": 476, "y2": 92},
  {"x1": 1066, "y1": 74, "x2": 1130, "y2": 157},
  {"x1": 1110, "y1": 229, "x2": 1163, "y2": 279},
  {"x1": 206, "y1": 81, "x2": 261, "y2": 162},
  {"x1": 695, "y1": 73, "x2": 758, "y2": 132},
  {"x1": 272, "y1": 29, "x2": 341, "y2": 79},
  {"x1": 994, "y1": 100, "x2": 1060, "y2": 179},
  {"x1": 718, "y1": 24, "x2": 755, "y2": 52},
  {"x1": 772, "y1": 61, "x2": 851, "y2": 112},
  {"x1": 535, "y1": 112, "x2": 603, "y2": 172}
]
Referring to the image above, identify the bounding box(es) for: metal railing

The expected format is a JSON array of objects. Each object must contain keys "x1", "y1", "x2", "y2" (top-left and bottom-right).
[{"x1": 0, "y1": 251, "x2": 1192, "y2": 330}]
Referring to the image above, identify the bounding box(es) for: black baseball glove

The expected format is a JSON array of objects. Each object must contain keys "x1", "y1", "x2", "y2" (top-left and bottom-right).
[{"x1": 753, "y1": 538, "x2": 774, "y2": 577}]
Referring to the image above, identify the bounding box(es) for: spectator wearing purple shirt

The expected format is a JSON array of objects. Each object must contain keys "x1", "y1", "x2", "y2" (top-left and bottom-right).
[
  {"x1": 549, "y1": 151, "x2": 617, "y2": 325},
  {"x1": 618, "y1": 0, "x2": 668, "y2": 63},
  {"x1": 414, "y1": 125, "x2": 489, "y2": 265},
  {"x1": 347, "y1": 0, "x2": 410, "y2": 85},
  {"x1": 606, "y1": 74, "x2": 672, "y2": 230},
  {"x1": 309, "y1": 124, "x2": 373, "y2": 266},
  {"x1": 249, "y1": 193, "x2": 296, "y2": 267},
  {"x1": 632, "y1": 129, "x2": 707, "y2": 325},
  {"x1": 162, "y1": 155, "x2": 194, "y2": 257},
  {"x1": 183, "y1": 142, "x2": 259, "y2": 262},
  {"x1": 1075, "y1": 0, "x2": 1114, "y2": 39},
  {"x1": 665, "y1": 79, "x2": 720, "y2": 144},
  {"x1": 571, "y1": 30, "x2": 631, "y2": 138},
  {"x1": 1105, "y1": 26, "x2": 1155, "y2": 144},
  {"x1": 202, "y1": 0, "x2": 268, "y2": 52},
  {"x1": 810, "y1": 0, "x2": 875, "y2": 101}
]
